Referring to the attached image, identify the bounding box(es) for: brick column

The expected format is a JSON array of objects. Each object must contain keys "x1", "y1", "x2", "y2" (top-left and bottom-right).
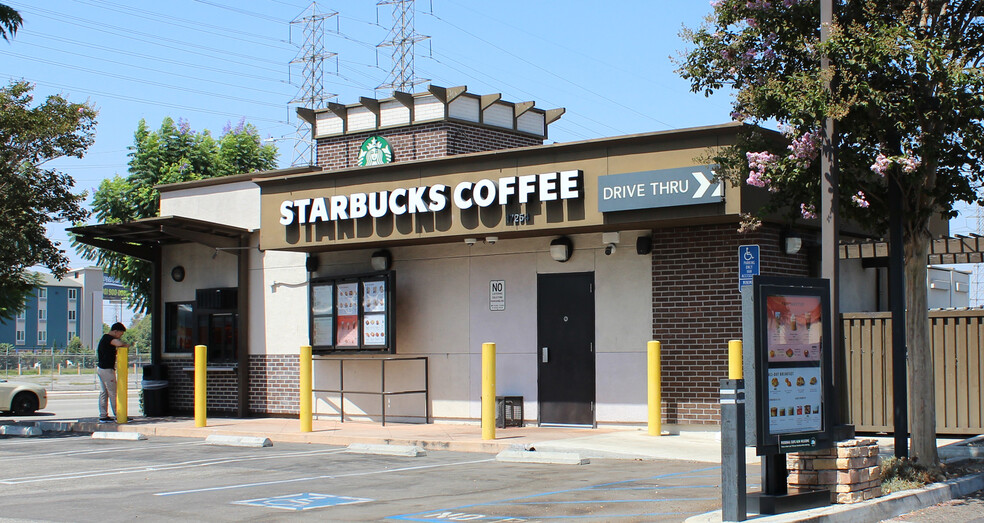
[{"x1": 787, "y1": 438, "x2": 882, "y2": 503}]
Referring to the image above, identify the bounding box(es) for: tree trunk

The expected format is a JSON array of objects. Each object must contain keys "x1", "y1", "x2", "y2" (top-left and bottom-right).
[{"x1": 904, "y1": 233, "x2": 938, "y2": 465}]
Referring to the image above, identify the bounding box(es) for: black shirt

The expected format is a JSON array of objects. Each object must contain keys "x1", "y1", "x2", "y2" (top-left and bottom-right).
[{"x1": 97, "y1": 333, "x2": 118, "y2": 369}]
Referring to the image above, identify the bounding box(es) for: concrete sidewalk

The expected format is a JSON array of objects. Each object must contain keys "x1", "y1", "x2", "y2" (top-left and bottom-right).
[{"x1": 15, "y1": 414, "x2": 759, "y2": 463}]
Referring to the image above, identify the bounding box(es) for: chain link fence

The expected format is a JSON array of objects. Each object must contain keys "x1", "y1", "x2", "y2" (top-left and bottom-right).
[{"x1": 0, "y1": 351, "x2": 149, "y2": 391}]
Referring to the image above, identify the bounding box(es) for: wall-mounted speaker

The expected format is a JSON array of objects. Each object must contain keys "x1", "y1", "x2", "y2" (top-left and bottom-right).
[
  {"x1": 305, "y1": 255, "x2": 319, "y2": 272},
  {"x1": 636, "y1": 236, "x2": 653, "y2": 255}
]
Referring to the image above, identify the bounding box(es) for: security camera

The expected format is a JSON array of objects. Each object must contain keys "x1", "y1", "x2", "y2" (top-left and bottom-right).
[
  {"x1": 464, "y1": 238, "x2": 477, "y2": 246},
  {"x1": 605, "y1": 243, "x2": 616, "y2": 256},
  {"x1": 485, "y1": 236, "x2": 498, "y2": 245}
]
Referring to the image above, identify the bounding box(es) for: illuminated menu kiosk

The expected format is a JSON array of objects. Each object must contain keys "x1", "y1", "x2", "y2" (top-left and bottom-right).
[{"x1": 748, "y1": 276, "x2": 836, "y2": 514}]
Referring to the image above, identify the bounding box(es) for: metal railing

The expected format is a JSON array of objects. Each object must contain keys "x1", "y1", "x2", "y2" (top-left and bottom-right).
[{"x1": 0, "y1": 351, "x2": 149, "y2": 391}]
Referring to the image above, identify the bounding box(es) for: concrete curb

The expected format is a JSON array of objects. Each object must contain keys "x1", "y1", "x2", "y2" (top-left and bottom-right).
[
  {"x1": 0, "y1": 425, "x2": 42, "y2": 437},
  {"x1": 346, "y1": 443, "x2": 426, "y2": 457},
  {"x1": 205, "y1": 434, "x2": 273, "y2": 448},
  {"x1": 496, "y1": 449, "x2": 589, "y2": 465},
  {"x1": 92, "y1": 431, "x2": 147, "y2": 441},
  {"x1": 939, "y1": 436, "x2": 984, "y2": 460},
  {"x1": 686, "y1": 472, "x2": 984, "y2": 523}
]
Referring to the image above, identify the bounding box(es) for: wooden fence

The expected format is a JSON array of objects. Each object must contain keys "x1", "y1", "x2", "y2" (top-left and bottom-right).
[{"x1": 843, "y1": 309, "x2": 984, "y2": 435}]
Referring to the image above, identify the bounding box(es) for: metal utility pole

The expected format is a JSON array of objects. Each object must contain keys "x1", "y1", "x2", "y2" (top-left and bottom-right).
[
  {"x1": 376, "y1": 0, "x2": 430, "y2": 92},
  {"x1": 820, "y1": 0, "x2": 853, "y2": 440},
  {"x1": 289, "y1": 2, "x2": 338, "y2": 166}
]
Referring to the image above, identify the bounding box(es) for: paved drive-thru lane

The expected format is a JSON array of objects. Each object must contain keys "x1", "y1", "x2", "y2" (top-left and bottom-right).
[{"x1": 0, "y1": 434, "x2": 732, "y2": 522}]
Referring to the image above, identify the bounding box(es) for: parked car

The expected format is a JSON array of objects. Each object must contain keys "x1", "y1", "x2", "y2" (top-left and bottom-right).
[{"x1": 0, "y1": 379, "x2": 47, "y2": 415}]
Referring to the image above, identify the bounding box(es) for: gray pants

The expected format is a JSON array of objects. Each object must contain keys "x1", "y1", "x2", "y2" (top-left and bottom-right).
[{"x1": 97, "y1": 367, "x2": 117, "y2": 418}]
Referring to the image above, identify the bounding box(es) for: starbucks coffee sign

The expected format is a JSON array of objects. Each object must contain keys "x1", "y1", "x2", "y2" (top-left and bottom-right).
[
  {"x1": 357, "y1": 136, "x2": 393, "y2": 166},
  {"x1": 278, "y1": 170, "x2": 582, "y2": 226}
]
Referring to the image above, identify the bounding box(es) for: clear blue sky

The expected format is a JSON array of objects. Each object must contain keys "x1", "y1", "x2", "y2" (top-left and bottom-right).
[
  {"x1": 4, "y1": 0, "x2": 729, "y2": 267},
  {"x1": 4, "y1": 0, "x2": 979, "y2": 302}
]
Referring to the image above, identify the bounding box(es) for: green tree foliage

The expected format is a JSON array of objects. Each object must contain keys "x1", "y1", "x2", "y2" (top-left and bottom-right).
[
  {"x1": 0, "y1": 81, "x2": 96, "y2": 320},
  {"x1": 76, "y1": 117, "x2": 277, "y2": 312},
  {"x1": 0, "y1": 3, "x2": 22, "y2": 42},
  {"x1": 122, "y1": 313, "x2": 152, "y2": 355},
  {"x1": 678, "y1": 0, "x2": 984, "y2": 465}
]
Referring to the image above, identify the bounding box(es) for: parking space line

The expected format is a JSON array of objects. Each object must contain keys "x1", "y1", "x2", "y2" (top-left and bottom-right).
[
  {"x1": 1, "y1": 440, "x2": 204, "y2": 460},
  {"x1": 0, "y1": 448, "x2": 347, "y2": 484},
  {"x1": 155, "y1": 457, "x2": 495, "y2": 497},
  {"x1": 506, "y1": 498, "x2": 716, "y2": 505},
  {"x1": 524, "y1": 512, "x2": 691, "y2": 519}
]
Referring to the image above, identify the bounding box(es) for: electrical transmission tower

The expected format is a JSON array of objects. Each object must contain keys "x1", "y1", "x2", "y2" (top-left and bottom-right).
[
  {"x1": 376, "y1": 0, "x2": 430, "y2": 92},
  {"x1": 289, "y1": 2, "x2": 338, "y2": 166}
]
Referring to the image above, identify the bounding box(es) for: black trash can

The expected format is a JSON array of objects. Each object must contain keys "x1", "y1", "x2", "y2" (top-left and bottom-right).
[{"x1": 141, "y1": 364, "x2": 169, "y2": 417}]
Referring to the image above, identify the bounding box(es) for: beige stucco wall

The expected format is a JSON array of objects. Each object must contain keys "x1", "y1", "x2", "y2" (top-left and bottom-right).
[
  {"x1": 160, "y1": 181, "x2": 260, "y2": 230},
  {"x1": 287, "y1": 230, "x2": 653, "y2": 424}
]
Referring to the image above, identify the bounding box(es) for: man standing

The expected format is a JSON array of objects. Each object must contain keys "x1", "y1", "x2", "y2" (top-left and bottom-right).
[{"x1": 96, "y1": 322, "x2": 128, "y2": 423}]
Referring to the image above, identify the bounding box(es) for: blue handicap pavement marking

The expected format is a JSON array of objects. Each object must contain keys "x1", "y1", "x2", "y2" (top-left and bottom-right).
[{"x1": 232, "y1": 492, "x2": 373, "y2": 511}]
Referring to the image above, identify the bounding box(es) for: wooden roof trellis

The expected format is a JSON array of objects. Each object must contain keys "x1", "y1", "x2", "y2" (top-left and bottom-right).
[{"x1": 839, "y1": 234, "x2": 984, "y2": 265}]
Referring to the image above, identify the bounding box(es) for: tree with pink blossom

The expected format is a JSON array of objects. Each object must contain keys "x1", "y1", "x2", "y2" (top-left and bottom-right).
[{"x1": 679, "y1": 0, "x2": 984, "y2": 466}]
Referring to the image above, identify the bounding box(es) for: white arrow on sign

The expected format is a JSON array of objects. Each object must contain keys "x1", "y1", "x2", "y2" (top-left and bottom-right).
[{"x1": 691, "y1": 171, "x2": 722, "y2": 199}]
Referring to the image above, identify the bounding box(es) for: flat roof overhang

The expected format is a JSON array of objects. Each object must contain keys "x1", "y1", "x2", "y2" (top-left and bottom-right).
[{"x1": 68, "y1": 216, "x2": 251, "y2": 260}]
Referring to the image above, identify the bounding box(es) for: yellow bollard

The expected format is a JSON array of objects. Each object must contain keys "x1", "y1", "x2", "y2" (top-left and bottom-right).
[
  {"x1": 58, "y1": 363, "x2": 61, "y2": 374},
  {"x1": 481, "y1": 342, "x2": 496, "y2": 440},
  {"x1": 195, "y1": 344, "x2": 207, "y2": 427},
  {"x1": 116, "y1": 346, "x2": 128, "y2": 424},
  {"x1": 729, "y1": 340, "x2": 743, "y2": 380},
  {"x1": 300, "y1": 345, "x2": 312, "y2": 432},
  {"x1": 648, "y1": 340, "x2": 662, "y2": 436}
]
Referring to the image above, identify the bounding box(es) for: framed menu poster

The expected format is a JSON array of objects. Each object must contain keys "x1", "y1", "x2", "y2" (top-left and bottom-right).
[{"x1": 308, "y1": 271, "x2": 395, "y2": 353}]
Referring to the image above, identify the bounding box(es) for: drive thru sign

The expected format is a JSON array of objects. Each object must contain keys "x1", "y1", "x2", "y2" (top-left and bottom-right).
[{"x1": 738, "y1": 245, "x2": 760, "y2": 291}]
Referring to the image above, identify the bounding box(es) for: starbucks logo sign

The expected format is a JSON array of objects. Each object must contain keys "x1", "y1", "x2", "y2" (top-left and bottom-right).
[{"x1": 357, "y1": 136, "x2": 393, "y2": 166}]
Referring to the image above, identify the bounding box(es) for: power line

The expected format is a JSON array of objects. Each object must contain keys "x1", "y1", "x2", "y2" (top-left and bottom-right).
[
  {"x1": 12, "y1": 41, "x2": 294, "y2": 99},
  {"x1": 21, "y1": 30, "x2": 289, "y2": 84},
  {"x1": 1, "y1": 50, "x2": 286, "y2": 109},
  {"x1": 421, "y1": 52, "x2": 623, "y2": 137},
  {"x1": 4, "y1": 75, "x2": 290, "y2": 125},
  {"x1": 424, "y1": 9, "x2": 675, "y2": 130},
  {"x1": 18, "y1": 6, "x2": 291, "y2": 70},
  {"x1": 75, "y1": 0, "x2": 294, "y2": 48}
]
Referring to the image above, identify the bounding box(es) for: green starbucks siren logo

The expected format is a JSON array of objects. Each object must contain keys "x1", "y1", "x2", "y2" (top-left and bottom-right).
[{"x1": 357, "y1": 136, "x2": 394, "y2": 166}]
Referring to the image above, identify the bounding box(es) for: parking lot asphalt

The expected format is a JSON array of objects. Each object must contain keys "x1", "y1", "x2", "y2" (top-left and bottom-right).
[{"x1": 0, "y1": 434, "x2": 738, "y2": 522}]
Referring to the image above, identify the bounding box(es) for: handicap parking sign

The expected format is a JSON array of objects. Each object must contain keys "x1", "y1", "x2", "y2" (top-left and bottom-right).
[{"x1": 738, "y1": 245, "x2": 759, "y2": 290}]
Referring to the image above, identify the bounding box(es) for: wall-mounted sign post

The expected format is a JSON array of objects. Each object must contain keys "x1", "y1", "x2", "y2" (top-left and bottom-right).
[
  {"x1": 489, "y1": 280, "x2": 505, "y2": 311},
  {"x1": 745, "y1": 276, "x2": 835, "y2": 515}
]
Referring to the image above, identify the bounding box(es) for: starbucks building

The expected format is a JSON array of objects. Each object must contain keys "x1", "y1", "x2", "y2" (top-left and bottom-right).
[{"x1": 73, "y1": 85, "x2": 844, "y2": 428}]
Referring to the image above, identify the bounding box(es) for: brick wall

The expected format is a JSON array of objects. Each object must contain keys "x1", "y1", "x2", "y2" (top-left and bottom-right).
[
  {"x1": 162, "y1": 355, "x2": 300, "y2": 416},
  {"x1": 652, "y1": 223, "x2": 810, "y2": 425},
  {"x1": 162, "y1": 358, "x2": 239, "y2": 415},
  {"x1": 248, "y1": 354, "x2": 300, "y2": 415},
  {"x1": 316, "y1": 121, "x2": 542, "y2": 170}
]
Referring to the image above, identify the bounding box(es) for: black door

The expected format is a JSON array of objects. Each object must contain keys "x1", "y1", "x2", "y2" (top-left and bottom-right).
[{"x1": 537, "y1": 272, "x2": 595, "y2": 426}]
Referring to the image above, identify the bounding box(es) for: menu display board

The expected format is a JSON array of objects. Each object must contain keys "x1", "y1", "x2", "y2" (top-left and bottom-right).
[
  {"x1": 752, "y1": 276, "x2": 834, "y2": 455},
  {"x1": 767, "y1": 367, "x2": 822, "y2": 433},
  {"x1": 312, "y1": 315, "x2": 334, "y2": 346},
  {"x1": 310, "y1": 282, "x2": 334, "y2": 347},
  {"x1": 766, "y1": 295, "x2": 822, "y2": 363},
  {"x1": 336, "y1": 282, "x2": 360, "y2": 346},
  {"x1": 309, "y1": 271, "x2": 395, "y2": 353}
]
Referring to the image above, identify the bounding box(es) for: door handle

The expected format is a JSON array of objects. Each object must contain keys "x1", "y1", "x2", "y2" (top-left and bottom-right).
[{"x1": 542, "y1": 347, "x2": 549, "y2": 363}]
